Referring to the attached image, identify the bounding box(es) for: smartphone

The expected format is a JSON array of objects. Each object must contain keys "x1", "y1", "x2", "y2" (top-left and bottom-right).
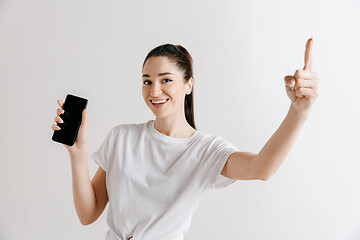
[{"x1": 52, "y1": 94, "x2": 88, "y2": 146}]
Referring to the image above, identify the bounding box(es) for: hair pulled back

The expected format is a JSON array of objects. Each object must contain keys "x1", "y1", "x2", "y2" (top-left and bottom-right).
[{"x1": 142, "y1": 44, "x2": 196, "y2": 130}]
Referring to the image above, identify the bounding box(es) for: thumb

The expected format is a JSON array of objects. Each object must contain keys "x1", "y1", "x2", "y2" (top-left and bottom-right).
[
  {"x1": 81, "y1": 108, "x2": 88, "y2": 127},
  {"x1": 284, "y1": 75, "x2": 295, "y2": 89}
]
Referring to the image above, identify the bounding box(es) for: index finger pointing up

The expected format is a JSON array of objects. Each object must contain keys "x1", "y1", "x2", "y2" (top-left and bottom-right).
[{"x1": 303, "y1": 37, "x2": 314, "y2": 71}]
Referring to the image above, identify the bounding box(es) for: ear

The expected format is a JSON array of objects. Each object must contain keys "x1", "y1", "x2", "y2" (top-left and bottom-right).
[{"x1": 186, "y1": 77, "x2": 193, "y2": 94}]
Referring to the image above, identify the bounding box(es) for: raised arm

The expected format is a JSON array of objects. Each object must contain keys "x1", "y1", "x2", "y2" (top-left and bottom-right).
[
  {"x1": 253, "y1": 37, "x2": 320, "y2": 180},
  {"x1": 222, "y1": 37, "x2": 320, "y2": 181}
]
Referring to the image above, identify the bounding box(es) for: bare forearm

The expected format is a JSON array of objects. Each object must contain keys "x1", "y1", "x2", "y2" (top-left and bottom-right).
[
  {"x1": 253, "y1": 104, "x2": 309, "y2": 180},
  {"x1": 69, "y1": 151, "x2": 97, "y2": 225}
]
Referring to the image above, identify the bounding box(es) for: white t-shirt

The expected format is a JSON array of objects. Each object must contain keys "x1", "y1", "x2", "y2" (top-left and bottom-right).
[{"x1": 91, "y1": 119, "x2": 239, "y2": 240}]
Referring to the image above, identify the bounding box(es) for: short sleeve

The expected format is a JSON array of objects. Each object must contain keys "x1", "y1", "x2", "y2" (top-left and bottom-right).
[
  {"x1": 207, "y1": 136, "x2": 240, "y2": 190},
  {"x1": 91, "y1": 127, "x2": 113, "y2": 172}
]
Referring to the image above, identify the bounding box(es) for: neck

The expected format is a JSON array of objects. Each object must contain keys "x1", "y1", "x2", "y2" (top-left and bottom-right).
[{"x1": 154, "y1": 113, "x2": 196, "y2": 138}]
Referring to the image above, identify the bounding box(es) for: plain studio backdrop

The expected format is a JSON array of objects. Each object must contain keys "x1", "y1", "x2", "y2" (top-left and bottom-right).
[{"x1": 0, "y1": 0, "x2": 359, "y2": 239}]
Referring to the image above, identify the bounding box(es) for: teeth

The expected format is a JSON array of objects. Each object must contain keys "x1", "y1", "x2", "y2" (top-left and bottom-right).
[{"x1": 151, "y1": 99, "x2": 167, "y2": 104}]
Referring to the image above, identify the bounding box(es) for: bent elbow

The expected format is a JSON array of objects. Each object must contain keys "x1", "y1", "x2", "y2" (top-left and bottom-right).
[
  {"x1": 80, "y1": 218, "x2": 94, "y2": 226},
  {"x1": 80, "y1": 220, "x2": 90, "y2": 226},
  {"x1": 259, "y1": 175, "x2": 271, "y2": 181}
]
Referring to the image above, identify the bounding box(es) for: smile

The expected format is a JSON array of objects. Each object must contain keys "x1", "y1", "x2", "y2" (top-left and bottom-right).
[{"x1": 150, "y1": 98, "x2": 169, "y2": 107}]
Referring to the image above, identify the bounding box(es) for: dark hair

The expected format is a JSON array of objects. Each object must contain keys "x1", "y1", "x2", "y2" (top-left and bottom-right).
[{"x1": 142, "y1": 44, "x2": 196, "y2": 130}]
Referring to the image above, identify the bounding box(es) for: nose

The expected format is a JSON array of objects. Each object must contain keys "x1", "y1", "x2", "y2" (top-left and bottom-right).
[{"x1": 150, "y1": 82, "x2": 163, "y2": 97}]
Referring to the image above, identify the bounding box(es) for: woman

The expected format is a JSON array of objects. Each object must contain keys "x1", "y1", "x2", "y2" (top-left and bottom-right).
[{"x1": 51, "y1": 39, "x2": 319, "y2": 240}]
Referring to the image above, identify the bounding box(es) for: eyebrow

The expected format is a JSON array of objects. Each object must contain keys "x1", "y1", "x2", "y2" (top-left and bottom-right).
[{"x1": 142, "y1": 72, "x2": 174, "y2": 78}]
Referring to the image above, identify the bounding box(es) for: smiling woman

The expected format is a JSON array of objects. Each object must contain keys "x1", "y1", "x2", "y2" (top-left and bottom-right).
[
  {"x1": 141, "y1": 44, "x2": 196, "y2": 138},
  {"x1": 84, "y1": 38, "x2": 321, "y2": 239},
  {"x1": 83, "y1": 43, "x2": 252, "y2": 240}
]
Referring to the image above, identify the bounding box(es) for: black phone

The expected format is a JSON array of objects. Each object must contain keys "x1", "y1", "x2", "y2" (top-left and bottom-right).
[{"x1": 52, "y1": 94, "x2": 88, "y2": 146}]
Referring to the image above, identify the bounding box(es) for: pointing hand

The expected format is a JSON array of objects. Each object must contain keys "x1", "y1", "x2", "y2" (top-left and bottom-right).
[{"x1": 284, "y1": 37, "x2": 320, "y2": 116}]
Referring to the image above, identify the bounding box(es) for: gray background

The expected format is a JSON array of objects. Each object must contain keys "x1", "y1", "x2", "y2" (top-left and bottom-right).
[{"x1": 1, "y1": 0, "x2": 359, "y2": 239}]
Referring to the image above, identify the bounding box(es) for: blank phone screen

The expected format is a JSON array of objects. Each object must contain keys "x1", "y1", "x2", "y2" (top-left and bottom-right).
[{"x1": 52, "y1": 94, "x2": 88, "y2": 146}]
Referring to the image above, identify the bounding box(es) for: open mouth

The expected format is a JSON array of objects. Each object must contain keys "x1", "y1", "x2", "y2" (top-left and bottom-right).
[{"x1": 150, "y1": 98, "x2": 169, "y2": 106}]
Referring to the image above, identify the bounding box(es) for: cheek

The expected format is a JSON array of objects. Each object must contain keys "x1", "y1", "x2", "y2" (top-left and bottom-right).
[{"x1": 175, "y1": 88, "x2": 186, "y2": 99}]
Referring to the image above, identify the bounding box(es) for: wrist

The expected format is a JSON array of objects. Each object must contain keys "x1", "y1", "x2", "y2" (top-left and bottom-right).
[
  {"x1": 289, "y1": 104, "x2": 310, "y2": 122},
  {"x1": 69, "y1": 149, "x2": 88, "y2": 160}
]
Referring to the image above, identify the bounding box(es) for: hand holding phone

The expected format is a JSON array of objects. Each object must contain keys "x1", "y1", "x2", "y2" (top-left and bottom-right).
[{"x1": 51, "y1": 94, "x2": 88, "y2": 154}]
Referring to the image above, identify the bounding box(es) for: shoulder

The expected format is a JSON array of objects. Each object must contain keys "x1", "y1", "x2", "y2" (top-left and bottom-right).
[
  {"x1": 197, "y1": 133, "x2": 239, "y2": 160},
  {"x1": 194, "y1": 131, "x2": 236, "y2": 151},
  {"x1": 111, "y1": 120, "x2": 150, "y2": 136},
  {"x1": 196, "y1": 131, "x2": 230, "y2": 145}
]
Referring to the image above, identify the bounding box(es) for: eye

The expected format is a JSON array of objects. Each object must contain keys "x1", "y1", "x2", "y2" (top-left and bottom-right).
[{"x1": 143, "y1": 79, "x2": 172, "y2": 85}]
